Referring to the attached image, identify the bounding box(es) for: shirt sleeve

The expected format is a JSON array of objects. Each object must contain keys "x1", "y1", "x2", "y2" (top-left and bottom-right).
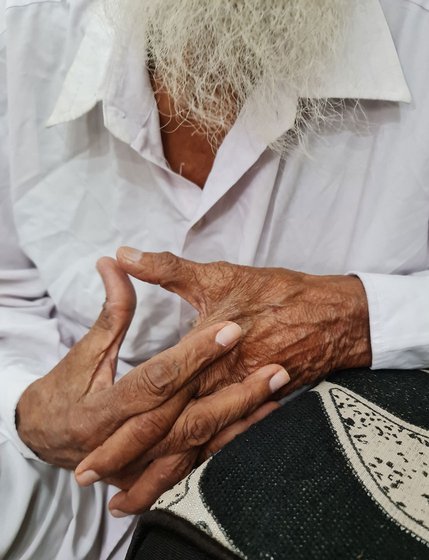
[
  {"x1": 353, "y1": 271, "x2": 429, "y2": 370},
  {"x1": 0, "y1": 25, "x2": 64, "y2": 460}
]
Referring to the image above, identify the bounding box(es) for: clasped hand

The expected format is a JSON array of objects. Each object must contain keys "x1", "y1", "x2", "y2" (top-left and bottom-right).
[
  {"x1": 18, "y1": 247, "x2": 371, "y2": 516},
  {"x1": 17, "y1": 258, "x2": 289, "y2": 516}
]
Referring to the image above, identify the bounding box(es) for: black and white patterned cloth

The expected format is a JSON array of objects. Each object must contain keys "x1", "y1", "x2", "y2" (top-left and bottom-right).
[{"x1": 127, "y1": 369, "x2": 429, "y2": 560}]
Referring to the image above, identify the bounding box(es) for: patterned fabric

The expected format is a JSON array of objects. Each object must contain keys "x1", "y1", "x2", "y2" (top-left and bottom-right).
[{"x1": 128, "y1": 369, "x2": 429, "y2": 559}]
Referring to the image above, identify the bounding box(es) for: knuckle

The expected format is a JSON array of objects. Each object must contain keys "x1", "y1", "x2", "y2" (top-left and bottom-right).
[
  {"x1": 130, "y1": 356, "x2": 180, "y2": 401},
  {"x1": 158, "y1": 251, "x2": 177, "y2": 266},
  {"x1": 144, "y1": 359, "x2": 180, "y2": 397},
  {"x1": 157, "y1": 251, "x2": 179, "y2": 278},
  {"x1": 182, "y1": 409, "x2": 218, "y2": 447}
]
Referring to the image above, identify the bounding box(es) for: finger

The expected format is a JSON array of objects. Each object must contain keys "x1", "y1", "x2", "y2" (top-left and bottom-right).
[
  {"x1": 108, "y1": 450, "x2": 198, "y2": 517},
  {"x1": 116, "y1": 248, "x2": 206, "y2": 309},
  {"x1": 104, "y1": 321, "x2": 243, "y2": 418},
  {"x1": 76, "y1": 322, "x2": 242, "y2": 485},
  {"x1": 67, "y1": 258, "x2": 136, "y2": 389},
  {"x1": 75, "y1": 383, "x2": 195, "y2": 485},
  {"x1": 147, "y1": 364, "x2": 290, "y2": 460},
  {"x1": 93, "y1": 404, "x2": 280, "y2": 491},
  {"x1": 275, "y1": 372, "x2": 319, "y2": 398},
  {"x1": 91, "y1": 258, "x2": 137, "y2": 390},
  {"x1": 89, "y1": 257, "x2": 136, "y2": 345},
  {"x1": 106, "y1": 373, "x2": 284, "y2": 513},
  {"x1": 198, "y1": 401, "x2": 280, "y2": 463}
]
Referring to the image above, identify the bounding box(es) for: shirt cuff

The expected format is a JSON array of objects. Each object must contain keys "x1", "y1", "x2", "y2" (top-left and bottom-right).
[
  {"x1": 351, "y1": 272, "x2": 429, "y2": 370},
  {"x1": 0, "y1": 364, "x2": 44, "y2": 461}
]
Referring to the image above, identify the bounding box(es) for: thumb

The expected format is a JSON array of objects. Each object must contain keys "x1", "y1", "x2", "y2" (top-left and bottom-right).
[
  {"x1": 78, "y1": 257, "x2": 136, "y2": 390},
  {"x1": 116, "y1": 247, "x2": 205, "y2": 309},
  {"x1": 91, "y1": 256, "x2": 136, "y2": 342}
]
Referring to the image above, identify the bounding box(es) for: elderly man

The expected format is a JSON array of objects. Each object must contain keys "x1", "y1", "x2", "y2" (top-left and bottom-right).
[{"x1": 0, "y1": 0, "x2": 428, "y2": 558}]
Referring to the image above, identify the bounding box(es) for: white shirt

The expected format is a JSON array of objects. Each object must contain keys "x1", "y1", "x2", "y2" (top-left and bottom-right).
[{"x1": 1, "y1": 0, "x2": 428, "y2": 558}]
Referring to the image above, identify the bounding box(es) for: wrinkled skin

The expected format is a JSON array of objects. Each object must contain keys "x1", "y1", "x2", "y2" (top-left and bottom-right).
[
  {"x1": 19, "y1": 249, "x2": 371, "y2": 516},
  {"x1": 85, "y1": 367, "x2": 284, "y2": 516},
  {"x1": 117, "y1": 248, "x2": 372, "y2": 396},
  {"x1": 17, "y1": 257, "x2": 289, "y2": 515}
]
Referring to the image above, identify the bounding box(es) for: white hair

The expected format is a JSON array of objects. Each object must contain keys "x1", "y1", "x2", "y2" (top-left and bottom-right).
[{"x1": 106, "y1": 0, "x2": 352, "y2": 154}]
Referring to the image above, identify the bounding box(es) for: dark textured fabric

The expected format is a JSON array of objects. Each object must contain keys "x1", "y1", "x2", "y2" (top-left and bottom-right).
[
  {"x1": 200, "y1": 391, "x2": 427, "y2": 559},
  {"x1": 127, "y1": 368, "x2": 429, "y2": 560},
  {"x1": 130, "y1": 526, "x2": 211, "y2": 560},
  {"x1": 125, "y1": 512, "x2": 239, "y2": 560},
  {"x1": 329, "y1": 368, "x2": 429, "y2": 428}
]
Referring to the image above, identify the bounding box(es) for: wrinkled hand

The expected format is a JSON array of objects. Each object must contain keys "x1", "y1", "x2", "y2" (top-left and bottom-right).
[
  {"x1": 117, "y1": 248, "x2": 372, "y2": 395},
  {"x1": 77, "y1": 364, "x2": 287, "y2": 516},
  {"x1": 16, "y1": 257, "x2": 246, "y2": 469},
  {"x1": 16, "y1": 256, "x2": 290, "y2": 515}
]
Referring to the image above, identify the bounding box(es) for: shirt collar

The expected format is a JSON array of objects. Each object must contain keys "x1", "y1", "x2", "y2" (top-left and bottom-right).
[
  {"x1": 47, "y1": 3, "x2": 156, "y2": 146},
  {"x1": 47, "y1": 0, "x2": 411, "y2": 148},
  {"x1": 238, "y1": 0, "x2": 412, "y2": 147}
]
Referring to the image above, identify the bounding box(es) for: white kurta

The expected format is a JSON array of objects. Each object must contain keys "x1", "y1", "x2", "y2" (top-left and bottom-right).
[{"x1": 0, "y1": 0, "x2": 428, "y2": 558}]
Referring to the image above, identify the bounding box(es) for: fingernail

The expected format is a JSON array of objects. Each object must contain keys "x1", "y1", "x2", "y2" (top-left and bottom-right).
[
  {"x1": 75, "y1": 469, "x2": 100, "y2": 486},
  {"x1": 110, "y1": 509, "x2": 129, "y2": 518},
  {"x1": 215, "y1": 323, "x2": 242, "y2": 346},
  {"x1": 120, "y1": 247, "x2": 143, "y2": 263},
  {"x1": 269, "y1": 369, "x2": 291, "y2": 393}
]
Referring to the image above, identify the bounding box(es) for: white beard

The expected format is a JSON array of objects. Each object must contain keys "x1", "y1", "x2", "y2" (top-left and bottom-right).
[{"x1": 107, "y1": 0, "x2": 350, "y2": 152}]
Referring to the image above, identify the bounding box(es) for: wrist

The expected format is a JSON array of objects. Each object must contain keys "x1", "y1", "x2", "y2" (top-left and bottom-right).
[
  {"x1": 307, "y1": 273, "x2": 372, "y2": 372},
  {"x1": 332, "y1": 274, "x2": 372, "y2": 370}
]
